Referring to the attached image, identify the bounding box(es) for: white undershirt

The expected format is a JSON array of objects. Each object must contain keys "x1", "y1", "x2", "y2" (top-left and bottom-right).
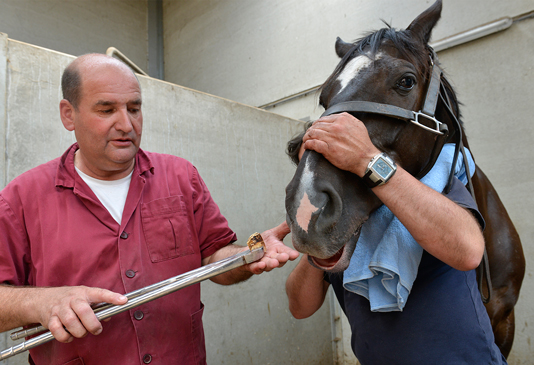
[{"x1": 75, "y1": 167, "x2": 133, "y2": 224}]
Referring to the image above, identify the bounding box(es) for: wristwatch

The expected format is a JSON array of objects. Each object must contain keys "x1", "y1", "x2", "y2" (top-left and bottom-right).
[{"x1": 362, "y1": 152, "x2": 397, "y2": 188}]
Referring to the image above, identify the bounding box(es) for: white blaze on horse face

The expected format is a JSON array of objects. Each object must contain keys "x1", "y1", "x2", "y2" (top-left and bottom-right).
[
  {"x1": 296, "y1": 192, "x2": 319, "y2": 233},
  {"x1": 336, "y1": 52, "x2": 383, "y2": 95},
  {"x1": 295, "y1": 159, "x2": 319, "y2": 233}
]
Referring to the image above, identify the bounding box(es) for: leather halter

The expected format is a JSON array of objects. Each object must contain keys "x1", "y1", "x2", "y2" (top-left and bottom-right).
[
  {"x1": 320, "y1": 50, "x2": 450, "y2": 181},
  {"x1": 321, "y1": 53, "x2": 448, "y2": 136}
]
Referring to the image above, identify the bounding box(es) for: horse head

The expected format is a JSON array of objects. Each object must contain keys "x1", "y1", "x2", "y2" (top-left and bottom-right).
[{"x1": 285, "y1": 0, "x2": 460, "y2": 272}]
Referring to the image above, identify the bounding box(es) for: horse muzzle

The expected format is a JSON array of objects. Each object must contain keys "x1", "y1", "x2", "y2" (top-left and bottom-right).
[{"x1": 285, "y1": 150, "x2": 379, "y2": 272}]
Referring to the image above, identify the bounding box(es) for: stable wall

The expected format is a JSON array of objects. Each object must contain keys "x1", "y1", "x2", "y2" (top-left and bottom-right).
[
  {"x1": 163, "y1": 0, "x2": 533, "y2": 108},
  {"x1": 0, "y1": 36, "x2": 332, "y2": 365},
  {"x1": 0, "y1": 0, "x2": 149, "y2": 72}
]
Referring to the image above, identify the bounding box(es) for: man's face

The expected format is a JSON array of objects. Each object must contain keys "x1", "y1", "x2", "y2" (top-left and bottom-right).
[{"x1": 71, "y1": 65, "x2": 142, "y2": 179}]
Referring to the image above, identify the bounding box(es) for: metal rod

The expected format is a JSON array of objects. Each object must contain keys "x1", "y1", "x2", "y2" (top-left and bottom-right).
[
  {"x1": 106, "y1": 47, "x2": 149, "y2": 76},
  {"x1": 1, "y1": 247, "x2": 263, "y2": 361},
  {"x1": 11, "y1": 254, "x2": 230, "y2": 340}
]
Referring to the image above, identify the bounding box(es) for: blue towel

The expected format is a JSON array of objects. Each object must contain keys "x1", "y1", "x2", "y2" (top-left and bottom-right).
[{"x1": 343, "y1": 144, "x2": 475, "y2": 312}]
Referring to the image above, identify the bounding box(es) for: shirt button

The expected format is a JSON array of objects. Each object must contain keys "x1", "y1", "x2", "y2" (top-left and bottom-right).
[
  {"x1": 125, "y1": 270, "x2": 136, "y2": 278},
  {"x1": 120, "y1": 231, "x2": 129, "y2": 239},
  {"x1": 143, "y1": 354, "x2": 152, "y2": 364},
  {"x1": 134, "y1": 310, "x2": 144, "y2": 320}
]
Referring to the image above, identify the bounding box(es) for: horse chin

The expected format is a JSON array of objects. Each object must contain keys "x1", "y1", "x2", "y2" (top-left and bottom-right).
[{"x1": 308, "y1": 228, "x2": 361, "y2": 273}]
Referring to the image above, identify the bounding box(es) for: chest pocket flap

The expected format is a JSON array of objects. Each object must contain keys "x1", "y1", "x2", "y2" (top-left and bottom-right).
[{"x1": 141, "y1": 195, "x2": 194, "y2": 262}]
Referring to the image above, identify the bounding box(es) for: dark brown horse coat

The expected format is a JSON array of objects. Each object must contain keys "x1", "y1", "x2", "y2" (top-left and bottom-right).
[{"x1": 285, "y1": 0, "x2": 524, "y2": 358}]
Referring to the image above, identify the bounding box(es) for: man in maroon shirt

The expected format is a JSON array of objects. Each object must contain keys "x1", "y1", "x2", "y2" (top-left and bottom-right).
[{"x1": 0, "y1": 54, "x2": 298, "y2": 364}]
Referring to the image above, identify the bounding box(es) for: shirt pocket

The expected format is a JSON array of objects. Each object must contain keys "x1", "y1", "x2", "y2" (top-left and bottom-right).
[
  {"x1": 191, "y1": 303, "x2": 207, "y2": 364},
  {"x1": 141, "y1": 195, "x2": 194, "y2": 263}
]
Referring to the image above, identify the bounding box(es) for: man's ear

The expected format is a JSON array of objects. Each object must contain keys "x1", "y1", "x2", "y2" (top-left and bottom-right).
[{"x1": 60, "y1": 99, "x2": 75, "y2": 131}]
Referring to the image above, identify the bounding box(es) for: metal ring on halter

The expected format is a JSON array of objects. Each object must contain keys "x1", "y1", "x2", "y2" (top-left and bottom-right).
[{"x1": 411, "y1": 111, "x2": 447, "y2": 135}]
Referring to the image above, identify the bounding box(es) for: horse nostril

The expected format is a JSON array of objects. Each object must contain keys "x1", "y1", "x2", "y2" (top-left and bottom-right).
[{"x1": 312, "y1": 182, "x2": 344, "y2": 234}]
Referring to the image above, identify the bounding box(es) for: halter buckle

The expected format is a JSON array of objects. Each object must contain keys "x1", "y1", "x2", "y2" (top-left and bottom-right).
[{"x1": 411, "y1": 111, "x2": 446, "y2": 135}]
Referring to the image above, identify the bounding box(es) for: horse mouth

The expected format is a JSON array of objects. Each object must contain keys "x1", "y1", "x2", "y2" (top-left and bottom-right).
[
  {"x1": 311, "y1": 246, "x2": 344, "y2": 268},
  {"x1": 308, "y1": 227, "x2": 361, "y2": 273}
]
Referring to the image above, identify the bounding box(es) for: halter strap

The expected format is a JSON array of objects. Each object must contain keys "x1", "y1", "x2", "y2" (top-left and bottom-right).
[
  {"x1": 421, "y1": 52, "x2": 442, "y2": 117},
  {"x1": 321, "y1": 51, "x2": 448, "y2": 136}
]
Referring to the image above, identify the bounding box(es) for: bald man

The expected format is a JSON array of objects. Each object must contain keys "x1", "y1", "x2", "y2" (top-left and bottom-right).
[{"x1": 0, "y1": 54, "x2": 298, "y2": 364}]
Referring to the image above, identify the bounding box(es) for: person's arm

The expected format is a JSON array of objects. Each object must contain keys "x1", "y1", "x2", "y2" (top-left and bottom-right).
[
  {"x1": 285, "y1": 255, "x2": 330, "y2": 319},
  {"x1": 201, "y1": 222, "x2": 300, "y2": 285},
  {"x1": 302, "y1": 112, "x2": 484, "y2": 271},
  {"x1": 370, "y1": 167, "x2": 484, "y2": 270},
  {"x1": 0, "y1": 284, "x2": 127, "y2": 342}
]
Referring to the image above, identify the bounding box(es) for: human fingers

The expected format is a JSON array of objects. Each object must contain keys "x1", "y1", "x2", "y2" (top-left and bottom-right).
[
  {"x1": 85, "y1": 287, "x2": 128, "y2": 307},
  {"x1": 265, "y1": 221, "x2": 291, "y2": 239},
  {"x1": 270, "y1": 243, "x2": 299, "y2": 261},
  {"x1": 77, "y1": 287, "x2": 128, "y2": 335},
  {"x1": 36, "y1": 287, "x2": 89, "y2": 341},
  {"x1": 266, "y1": 253, "x2": 291, "y2": 270},
  {"x1": 45, "y1": 286, "x2": 127, "y2": 340},
  {"x1": 247, "y1": 260, "x2": 267, "y2": 275},
  {"x1": 47, "y1": 315, "x2": 74, "y2": 343},
  {"x1": 70, "y1": 296, "x2": 103, "y2": 336},
  {"x1": 256, "y1": 256, "x2": 282, "y2": 273},
  {"x1": 302, "y1": 137, "x2": 329, "y2": 157},
  {"x1": 261, "y1": 227, "x2": 299, "y2": 261},
  {"x1": 311, "y1": 113, "x2": 341, "y2": 125},
  {"x1": 54, "y1": 300, "x2": 91, "y2": 339},
  {"x1": 301, "y1": 115, "x2": 350, "y2": 157}
]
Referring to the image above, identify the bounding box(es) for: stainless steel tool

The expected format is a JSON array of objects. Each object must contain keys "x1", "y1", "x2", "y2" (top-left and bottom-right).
[{"x1": 1, "y1": 233, "x2": 265, "y2": 361}]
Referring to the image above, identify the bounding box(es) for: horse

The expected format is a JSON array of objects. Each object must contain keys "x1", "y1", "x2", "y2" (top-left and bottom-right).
[{"x1": 284, "y1": 0, "x2": 525, "y2": 358}]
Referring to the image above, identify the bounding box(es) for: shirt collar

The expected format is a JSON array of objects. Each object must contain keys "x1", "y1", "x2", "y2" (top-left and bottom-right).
[{"x1": 55, "y1": 143, "x2": 154, "y2": 188}]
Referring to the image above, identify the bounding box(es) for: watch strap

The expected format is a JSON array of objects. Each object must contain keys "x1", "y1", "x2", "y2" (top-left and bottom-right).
[{"x1": 362, "y1": 169, "x2": 383, "y2": 188}]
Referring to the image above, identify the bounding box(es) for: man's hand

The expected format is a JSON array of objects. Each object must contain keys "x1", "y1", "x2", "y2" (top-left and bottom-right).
[
  {"x1": 203, "y1": 222, "x2": 299, "y2": 285},
  {"x1": 33, "y1": 286, "x2": 127, "y2": 343},
  {"x1": 246, "y1": 222, "x2": 299, "y2": 275},
  {"x1": 302, "y1": 112, "x2": 380, "y2": 176}
]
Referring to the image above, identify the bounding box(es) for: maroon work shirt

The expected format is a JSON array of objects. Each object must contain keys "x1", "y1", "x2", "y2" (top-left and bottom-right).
[{"x1": 0, "y1": 143, "x2": 236, "y2": 365}]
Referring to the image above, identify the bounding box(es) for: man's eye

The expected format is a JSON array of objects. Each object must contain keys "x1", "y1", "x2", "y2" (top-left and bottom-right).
[
  {"x1": 129, "y1": 108, "x2": 140, "y2": 113},
  {"x1": 100, "y1": 109, "x2": 113, "y2": 114}
]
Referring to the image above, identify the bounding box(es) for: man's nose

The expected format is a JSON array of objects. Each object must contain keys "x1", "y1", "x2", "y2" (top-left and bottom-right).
[{"x1": 115, "y1": 107, "x2": 134, "y2": 133}]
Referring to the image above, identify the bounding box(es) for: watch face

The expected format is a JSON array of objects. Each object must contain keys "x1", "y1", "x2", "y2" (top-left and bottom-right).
[{"x1": 374, "y1": 158, "x2": 393, "y2": 178}]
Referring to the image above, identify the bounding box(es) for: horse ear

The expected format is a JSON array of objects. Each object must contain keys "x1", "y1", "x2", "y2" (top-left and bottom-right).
[
  {"x1": 406, "y1": 0, "x2": 442, "y2": 44},
  {"x1": 335, "y1": 37, "x2": 354, "y2": 58}
]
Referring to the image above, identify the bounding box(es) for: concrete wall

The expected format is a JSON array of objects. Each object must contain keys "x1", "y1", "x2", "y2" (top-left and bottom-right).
[
  {"x1": 0, "y1": 0, "x2": 149, "y2": 72},
  {"x1": 163, "y1": 0, "x2": 533, "y2": 108},
  {"x1": 0, "y1": 38, "x2": 333, "y2": 364}
]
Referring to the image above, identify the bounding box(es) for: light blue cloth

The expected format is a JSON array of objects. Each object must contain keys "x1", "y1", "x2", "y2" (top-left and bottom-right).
[{"x1": 343, "y1": 144, "x2": 475, "y2": 312}]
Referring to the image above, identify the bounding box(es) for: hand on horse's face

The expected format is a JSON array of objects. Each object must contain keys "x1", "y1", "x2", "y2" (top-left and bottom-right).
[{"x1": 302, "y1": 113, "x2": 381, "y2": 177}]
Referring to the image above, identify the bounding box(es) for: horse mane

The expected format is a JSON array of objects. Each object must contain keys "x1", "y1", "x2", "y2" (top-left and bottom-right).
[{"x1": 439, "y1": 75, "x2": 463, "y2": 127}]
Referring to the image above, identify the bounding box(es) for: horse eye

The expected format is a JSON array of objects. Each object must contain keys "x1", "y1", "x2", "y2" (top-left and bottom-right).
[{"x1": 397, "y1": 76, "x2": 416, "y2": 91}]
